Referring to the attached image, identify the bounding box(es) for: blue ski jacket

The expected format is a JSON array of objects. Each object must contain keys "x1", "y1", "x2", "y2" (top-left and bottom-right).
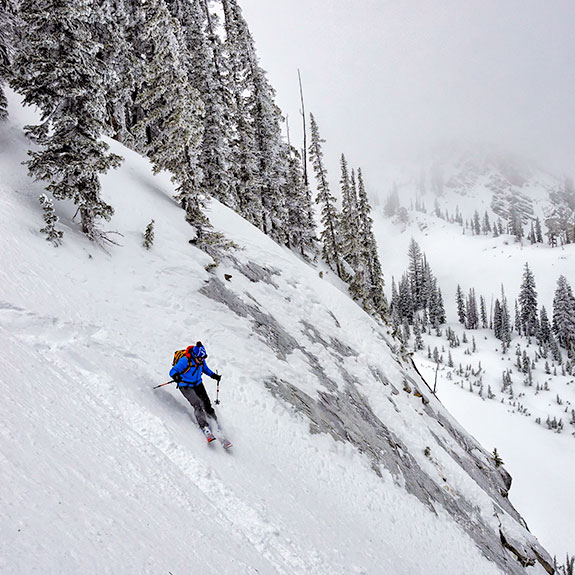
[{"x1": 170, "y1": 356, "x2": 215, "y2": 387}]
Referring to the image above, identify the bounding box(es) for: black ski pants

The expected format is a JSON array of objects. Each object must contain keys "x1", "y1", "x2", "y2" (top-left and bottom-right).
[{"x1": 179, "y1": 383, "x2": 217, "y2": 429}]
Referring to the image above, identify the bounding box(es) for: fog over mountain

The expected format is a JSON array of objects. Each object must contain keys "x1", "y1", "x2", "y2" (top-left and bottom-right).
[{"x1": 240, "y1": 0, "x2": 575, "y2": 183}]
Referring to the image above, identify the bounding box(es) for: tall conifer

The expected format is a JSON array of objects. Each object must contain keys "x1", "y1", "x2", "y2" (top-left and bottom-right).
[
  {"x1": 309, "y1": 113, "x2": 343, "y2": 278},
  {"x1": 519, "y1": 262, "x2": 539, "y2": 337},
  {"x1": 12, "y1": 0, "x2": 122, "y2": 242}
]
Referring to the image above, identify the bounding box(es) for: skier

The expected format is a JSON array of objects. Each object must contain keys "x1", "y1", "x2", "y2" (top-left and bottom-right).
[{"x1": 170, "y1": 341, "x2": 223, "y2": 443}]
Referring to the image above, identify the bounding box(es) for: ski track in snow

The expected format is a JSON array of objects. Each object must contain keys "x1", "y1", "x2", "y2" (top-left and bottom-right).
[{"x1": 0, "y1": 303, "x2": 337, "y2": 575}]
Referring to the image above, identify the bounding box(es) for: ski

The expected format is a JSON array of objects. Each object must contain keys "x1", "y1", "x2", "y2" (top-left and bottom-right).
[
  {"x1": 201, "y1": 426, "x2": 216, "y2": 444},
  {"x1": 219, "y1": 437, "x2": 233, "y2": 450},
  {"x1": 201, "y1": 425, "x2": 232, "y2": 449}
]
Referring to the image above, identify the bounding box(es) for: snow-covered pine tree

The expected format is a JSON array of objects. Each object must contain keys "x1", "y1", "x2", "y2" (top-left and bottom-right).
[
  {"x1": 480, "y1": 295, "x2": 488, "y2": 329},
  {"x1": 514, "y1": 300, "x2": 522, "y2": 336},
  {"x1": 538, "y1": 305, "x2": 551, "y2": 346},
  {"x1": 167, "y1": 0, "x2": 234, "y2": 208},
  {"x1": 0, "y1": 0, "x2": 16, "y2": 120},
  {"x1": 397, "y1": 273, "x2": 414, "y2": 325},
  {"x1": 309, "y1": 113, "x2": 344, "y2": 279},
  {"x1": 283, "y1": 145, "x2": 316, "y2": 257},
  {"x1": 472, "y1": 210, "x2": 481, "y2": 235},
  {"x1": 143, "y1": 219, "x2": 155, "y2": 250},
  {"x1": 435, "y1": 286, "x2": 446, "y2": 325},
  {"x1": 552, "y1": 275, "x2": 575, "y2": 357},
  {"x1": 456, "y1": 284, "x2": 466, "y2": 325},
  {"x1": 38, "y1": 194, "x2": 63, "y2": 246},
  {"x1": 390, "y1": 277, "x2": 402, "y2": 335},
  {"x1": 92, "y1": 0, "x2": 137, "y2": 144},
  {"x1": 519, "y1": 262, "x2": 539, "y2": 337},
  {"x1": 222, "y1": 0, "x2": 288, "y2": 243},
  {"x1": 427, "y1": 278, "x2": 442, "y2": 327},
  {"x1": 340, "y1": 155, "x2": 359, "y2": 271},
  {"x1": 482, "y1": 211, "x2": 491, "y2": 235},
  {"x1": 132, "y1": 0, "x2": 208, "y2": 236},
  {"x1": 12, "y1": 0, "x2": 122, "y2": 242},
  {"x1": 407, "y1": 239, "x2": 425, "y2": 310},
  {"x1": 534, "y1": 216, "x2": 544, "y2": 243},
  {"x1": 499, "y1": 286, "x2": 512, "y2": 352},
  {"x1": 220, "y1": 0, "x2": 261, "y2": 229},
  {"x1": 493, "y1": 299, "x2": 503, "y2": 340},
  {"x1": 248, "y1": 64, "x2": 288, "y2": 244},
  {"x1": 465, "y1": 288, "x2": 479, "y2": 330},
  {"x1": 356, "y1": 168, "x2": 386, "y2": 316}
]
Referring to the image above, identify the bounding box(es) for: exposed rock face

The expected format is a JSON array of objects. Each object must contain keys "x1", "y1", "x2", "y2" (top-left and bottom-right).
[{"x1": 200, "y1": 266, "x2": 554, "y2": 575}]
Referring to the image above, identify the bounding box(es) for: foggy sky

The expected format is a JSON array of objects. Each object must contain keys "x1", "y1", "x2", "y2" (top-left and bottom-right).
[{"x1": 239, "y1": 0, "x2": 575, "y2": 187}]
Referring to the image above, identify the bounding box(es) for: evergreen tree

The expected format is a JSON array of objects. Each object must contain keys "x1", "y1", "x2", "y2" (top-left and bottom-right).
[
  {"x1": 472, "y1": 210, "x2": 481, "y2": 235},
  {"x1": 494, "y1": 286, "x2": 512, "y2": 351},
  {"x1": 538, "y1": 305, "x2": 551, "y2": 346},
  {"x1": 397, "y1": 273, "x2": 414, "y2": 324},
  {"x1": 534, "y1": 216, "x2": 544, "y2": 243},
  {"x1": 220, "y1": 0, "x2": 260, "y2": 228},
  {"x1": 339, "y1": 155, "x2": 359, "y2": 269},
  {"x1": 355, "y1": 167, "x2": 386, "y2": 316},
  {"x1": 407, "y1": 238, "x2": 425, "y2": 309},
  {"x1": 92, "y1": 0, "x2": 138, "y2": 144},
  {"x1": 492, "y1": 448, "x2": 504, "y2": 467},
  {"x1": 435, "y1": 287, "x2": 446, "y2": 325},
  {"x1": 480, "y1": 295, "x2": 488, "y2": 329},
  {"x1": 309, "y1": 113, "x2": 344, "y2": 278},
  {"x1": 132, "y1": 0, "x2": 207, "y2": 235},
  {"x1": 465, "y1": 288, "x2": 479, "y2": 330},
  {"x1": 500, "y1": 288, "x2": 512, "y2": 351},
  {"x1": 12, "y1": 0, "x2": 122, "y2": 242},
  {"x1": 0, "y1": 0, "x2": 16, "y2": 120},
  {"x1": 482, "y1": 211, "x2": 491, "y2": 235},
  {"x1": 143, "y1": 219, "x2": 155, "y2": 249},
  {"x1": 493, "y1": 299, "x2": 503, "y2": 340},
  {"x1": 428, "y1": 278, "x2": 446, "y2": 327},
  {"x1": 169, "y1": 0, "x2": 234, "y2": 207},
  {"x1": 518, "y1": 262, "x2": 539, "y2": 337},
  {"x1": 553, "y1": 275, "x2": 575, "y2": 357},
  {"x1": 283, "y1": 146, "x2": 316, "y2": 257},
  {"x1": 38, "y1": 194, "x2": 63, "y2": 246},
  {"x1": 456, "y1": 284, "x2": 466, "y2": 325},
  {"x1": 222, "y1": 0, "x2": 288, "y2": 242}
]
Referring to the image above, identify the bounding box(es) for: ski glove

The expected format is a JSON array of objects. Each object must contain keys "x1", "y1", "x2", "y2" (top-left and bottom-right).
[
  {"x1": 212, "y1": 373, "x2": 222, "y2": 382},
  {"x1": 173, "y1": 373, "x2": 182, "y2": 383}
]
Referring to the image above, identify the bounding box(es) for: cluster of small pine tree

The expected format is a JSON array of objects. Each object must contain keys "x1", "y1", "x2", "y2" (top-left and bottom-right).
[
  {"x1": 389, "y1": 239, "x2": 445, "y2": 342},
  {"x1": 455, "y1": 263, "x2": 575, "y2": 360}
]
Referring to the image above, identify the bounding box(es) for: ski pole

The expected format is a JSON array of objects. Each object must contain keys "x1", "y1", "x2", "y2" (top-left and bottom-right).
[
  {"x1": 215, "y1": 373, "x2": 221, "y2": 405},
  {"x1": 153, "y1": 380, "x2": 174, "y2": 390}
]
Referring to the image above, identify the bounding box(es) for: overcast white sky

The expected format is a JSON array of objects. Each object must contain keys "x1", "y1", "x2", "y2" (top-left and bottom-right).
[{"x1": 239, "y1": 0, "x2": 575, "y2": 189}]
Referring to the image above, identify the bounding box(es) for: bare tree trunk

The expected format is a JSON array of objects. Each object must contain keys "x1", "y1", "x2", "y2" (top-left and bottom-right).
[{"x1": 298, "y1": 69, "x2": 308, "y2": 187}]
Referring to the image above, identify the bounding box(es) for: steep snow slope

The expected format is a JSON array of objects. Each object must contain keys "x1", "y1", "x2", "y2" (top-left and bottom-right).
[{"x1": 0, "y1": 91, "x2": 553, "y2": 574}]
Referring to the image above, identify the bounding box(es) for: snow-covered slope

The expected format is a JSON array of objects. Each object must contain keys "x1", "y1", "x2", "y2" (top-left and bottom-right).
[{"x1": 0, "y1": 91, "x2": 553, "y2": 574}]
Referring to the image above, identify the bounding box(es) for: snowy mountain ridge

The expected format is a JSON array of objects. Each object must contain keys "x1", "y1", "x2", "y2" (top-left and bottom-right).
[
  {"x1": 0, "y1": 93, "x2": 557, "y2": 573},
  {"x1": 376, "y1": 146, "x2": 569, "y2": 231}
]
